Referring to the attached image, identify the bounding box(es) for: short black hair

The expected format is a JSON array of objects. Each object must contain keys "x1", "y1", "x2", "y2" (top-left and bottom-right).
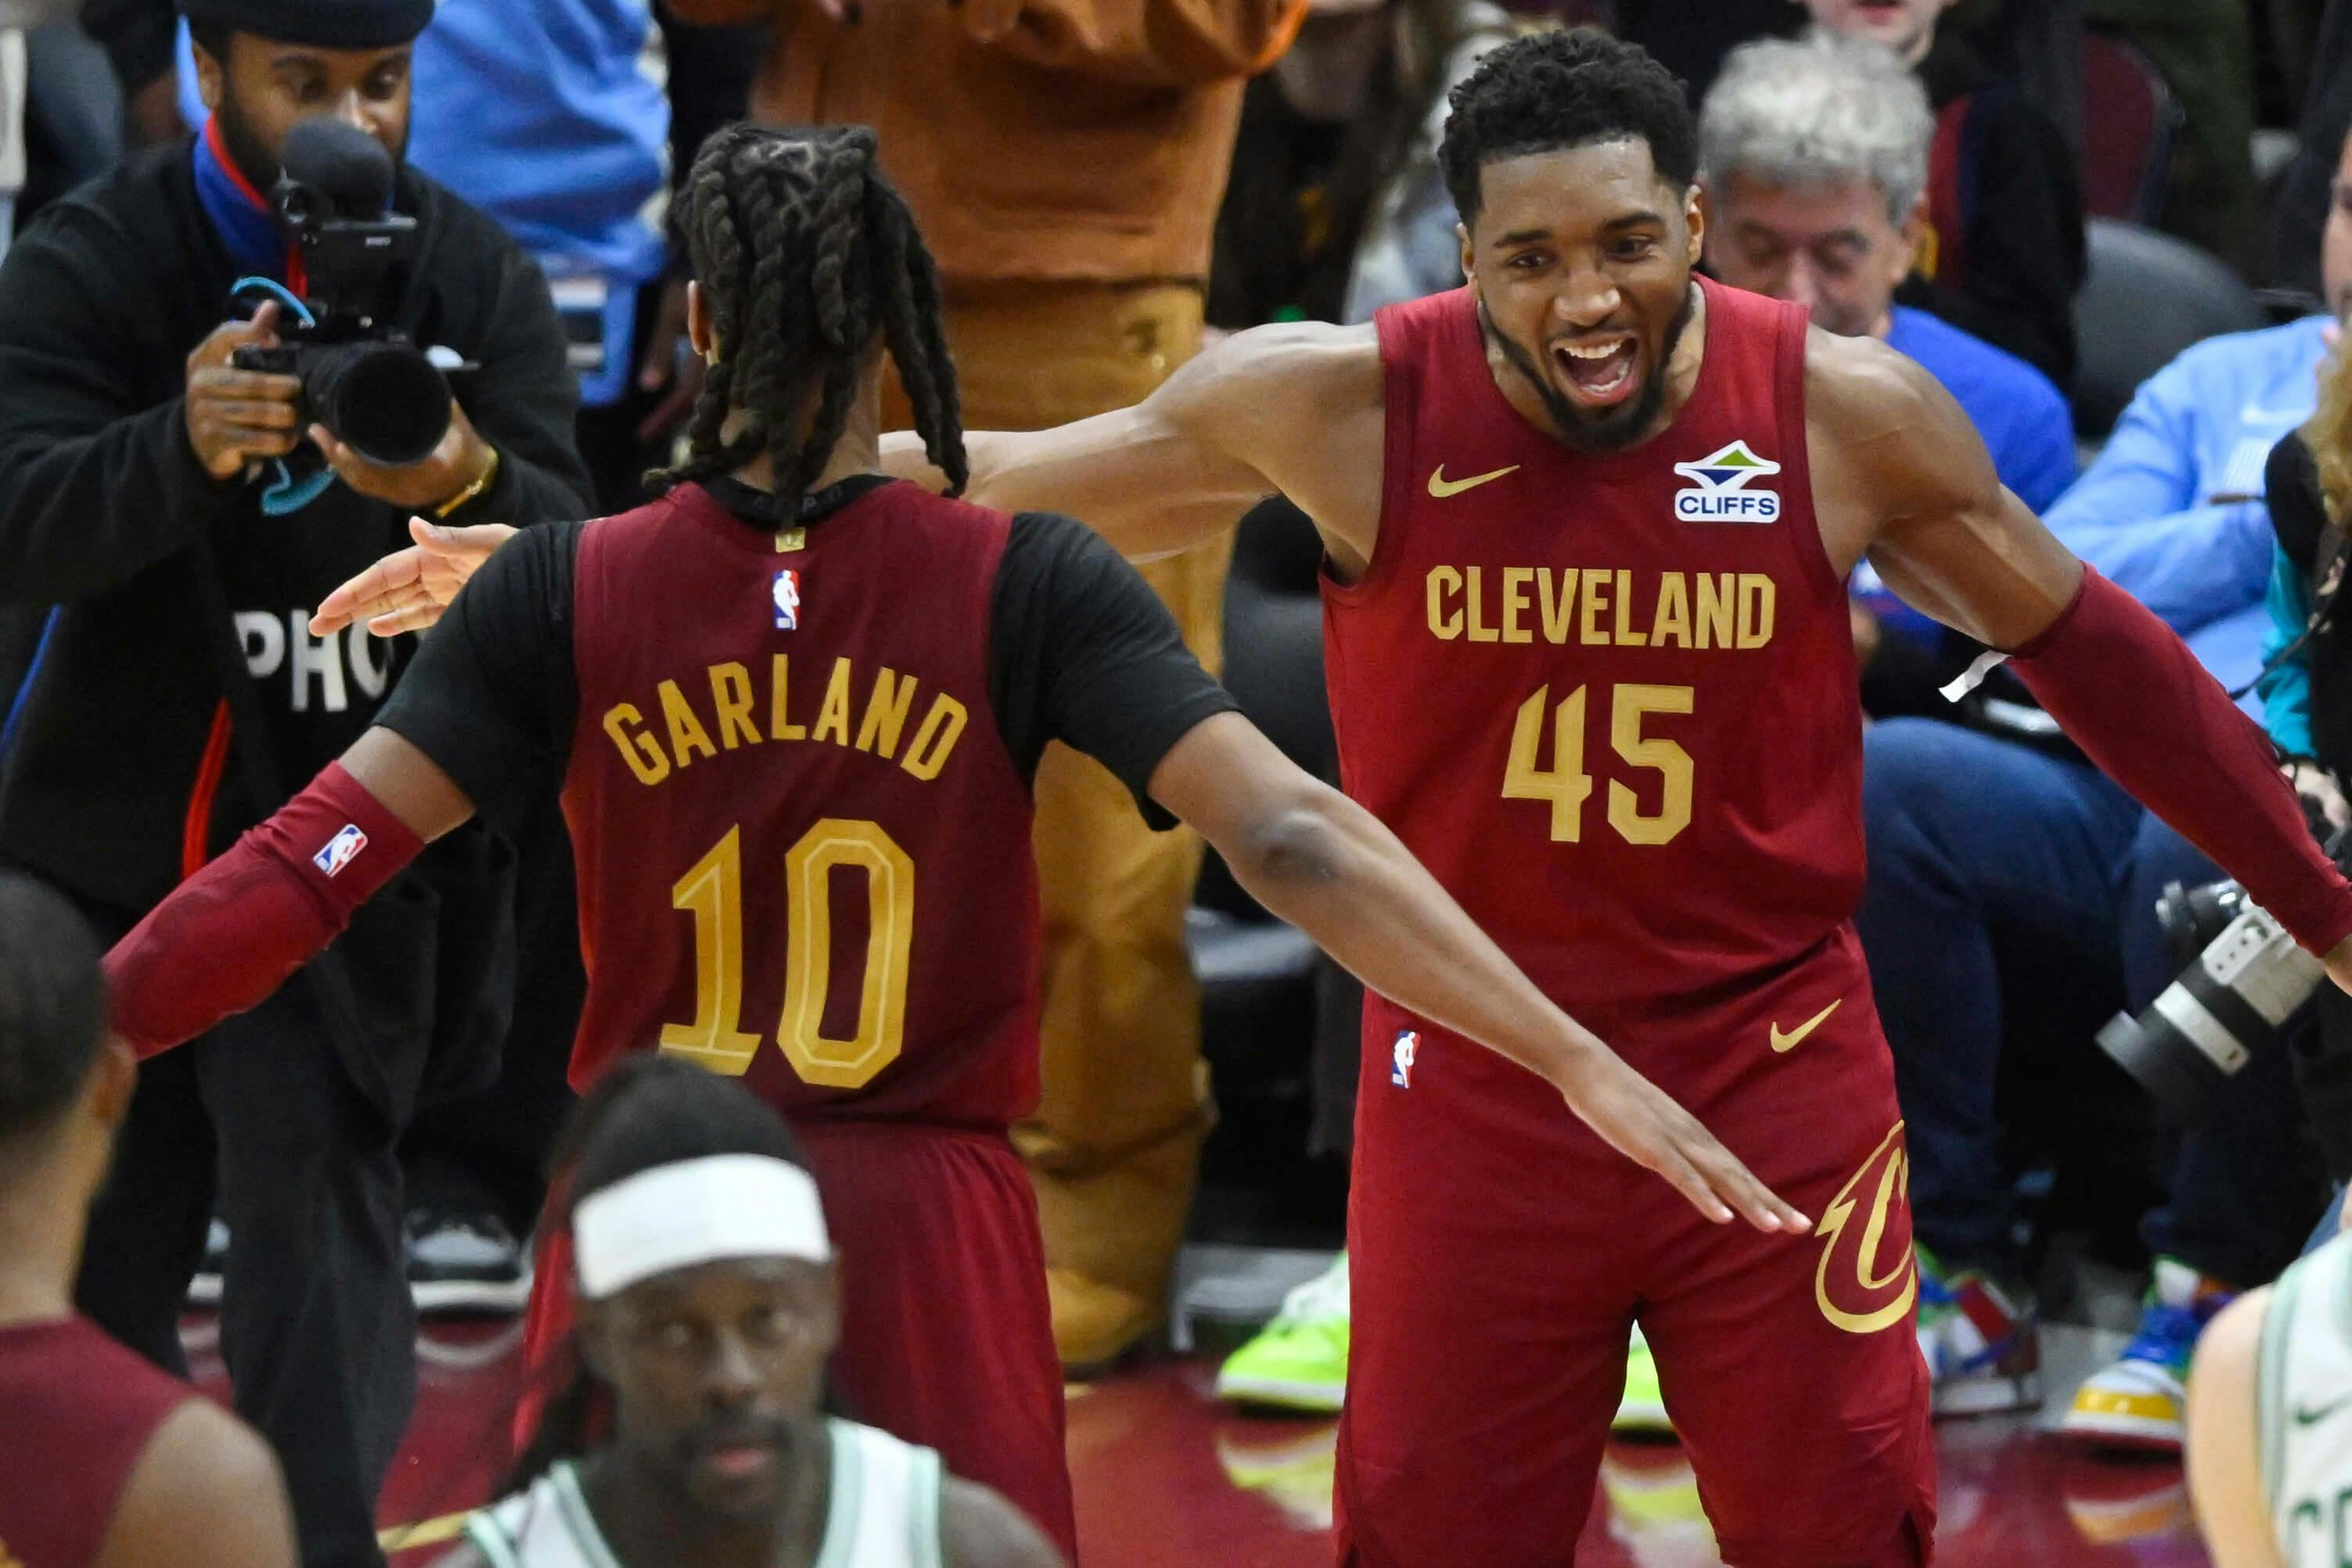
[
  {"x1": 506, "y1": 1055, "x2": 816, "y2": 1489},
  {"x1": 1439, "y1": 29, "x2": 1699, "y2": 222},
  {"x1": 0, "y1": 874, "x2": 105, "y2": 1150}
]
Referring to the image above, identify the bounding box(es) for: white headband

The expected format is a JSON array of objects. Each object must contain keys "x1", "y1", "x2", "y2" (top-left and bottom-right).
[{"x1": 572, "y1": 1154, "x2": 833, "y2": 1300}]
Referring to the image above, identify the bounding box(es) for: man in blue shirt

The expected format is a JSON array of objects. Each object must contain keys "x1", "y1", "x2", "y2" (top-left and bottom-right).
[
  {"x1": 1854, "y1": 126, "x2": 2352, "y2": 1444},
  {"x1": 1698, "y1": 31, "x2": 2075, "y2": 719}
]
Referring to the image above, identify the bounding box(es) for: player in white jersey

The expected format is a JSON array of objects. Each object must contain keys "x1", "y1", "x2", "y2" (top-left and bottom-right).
[
  {"x1": 2187, "y1": 1224, "x2": 2352, "y2": 1568},
  {"x1": 435, "y1": 1057, "x2": 1063, "y2": 1568}
]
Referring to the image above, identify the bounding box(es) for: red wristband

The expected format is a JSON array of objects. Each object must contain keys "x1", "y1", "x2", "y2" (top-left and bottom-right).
[
  {"x1": 103, "y1": 762, "x2": 424, "y2": 1056},
  {"x1": 2009, "y1": 566, "x2": 2352, "y2": 955}
]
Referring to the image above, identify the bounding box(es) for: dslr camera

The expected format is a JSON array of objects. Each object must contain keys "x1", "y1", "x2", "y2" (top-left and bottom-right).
[
  {"x1": 230, "y1": 117, "x2": 455, "y2": 468},
  {"x1": 2097, "y1": 824, "x2": 2352, "y2": 1121}
]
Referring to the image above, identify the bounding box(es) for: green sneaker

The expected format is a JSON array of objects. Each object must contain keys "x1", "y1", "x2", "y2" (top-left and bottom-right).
[
  {"x1": 1613, "y1": 1325, "x2": 1671, "y2": 1434},
  {"x1": 1215, "y1": 1253, "x2": 1349, "y2": 1412}
]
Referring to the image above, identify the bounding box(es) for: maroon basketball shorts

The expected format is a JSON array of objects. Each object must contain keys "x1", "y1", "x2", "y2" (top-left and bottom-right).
[
  {"x1": 1336, "y1": 991, "x2": 1936, "y2": 1568},
  {"x1": 520, "y1": 1120, "x2": 1073, "y2": 1558}
]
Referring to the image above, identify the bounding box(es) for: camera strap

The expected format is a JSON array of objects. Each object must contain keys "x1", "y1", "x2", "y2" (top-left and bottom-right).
[
  {"x1": 185, "y1": 534, "x2": 405, "y2": 1124},
  {"x1": 2228, "y1": 521, "x2": 2350, "y2": 705}
]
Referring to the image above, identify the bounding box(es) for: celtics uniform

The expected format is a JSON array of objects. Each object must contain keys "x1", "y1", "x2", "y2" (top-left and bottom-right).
[
  {"x1": 464, "y1": 1421, "x2": 946, "y2": 1568},
  {"x1": 2261, "y1": 1231, "x2": 2352, "y2": 1566}
]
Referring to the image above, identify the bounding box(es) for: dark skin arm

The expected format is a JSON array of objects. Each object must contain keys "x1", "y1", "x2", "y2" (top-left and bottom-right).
[
  {"x1": 1806, "y1": 328, "x2": 2352, "y2": 988},
  {"x1": 93, "y1": 1401, "x2": 297, "y2": 1568}
]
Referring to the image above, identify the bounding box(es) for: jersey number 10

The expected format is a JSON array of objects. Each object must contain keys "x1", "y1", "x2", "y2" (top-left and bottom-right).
[
  {"x1": 657, "y1": 821, "x2": 914, "y2": 1089},
  {"x1": 1504, "y1": 682, "x2": 1696, "y2": 846}
]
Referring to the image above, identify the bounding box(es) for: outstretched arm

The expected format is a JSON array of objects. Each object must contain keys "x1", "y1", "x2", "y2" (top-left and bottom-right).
[
  {"x1": 883, "y1": 319, "x2": 1384, "y2": 570},
  {"x1": 2184, "y1": 1291, "x2": 2289, "y2": 1568},
  {"x1": 1150, "y1": 714, "x2": 1807, "y2": 1235},
  {"x1": 1817, "y1": 334, "x2": 2352, "y2": 970}
]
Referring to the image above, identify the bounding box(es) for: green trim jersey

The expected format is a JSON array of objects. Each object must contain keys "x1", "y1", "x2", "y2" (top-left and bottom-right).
[
  {"x1": 463, "y1": 1420, "x2": 946, "y2": 1568},
  {"x1": 2260, "y1": 1230, "x2": 2352, "y2": 1566}
]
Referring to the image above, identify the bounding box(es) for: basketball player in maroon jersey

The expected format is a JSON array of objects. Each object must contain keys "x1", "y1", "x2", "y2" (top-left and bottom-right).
[
  {"x1": 97, "y1": 124, "x2": 1805, "y2": 1561},
  {"x1": 0, "y1": 873, "x2": 294, "y2": 1568},
  {"x1": 869, "y1": 32, "x2": 2352, "y2": 1568}
]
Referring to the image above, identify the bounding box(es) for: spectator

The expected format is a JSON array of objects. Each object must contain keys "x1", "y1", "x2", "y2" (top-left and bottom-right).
[
  {"x1": 2086, "y1": 0, "x2": 2259, "y2": 275},
  {"x1": 1856, "y1": 122, "x2": 2352, "y2": 1445},
  {"x1": 1209, "y1": 0, "x2": 1519, "y2": 330},
  {"x1": 441, "y1": 1057, "x2": 1066, "y2": 1568},
  {"x1": 0, "y1": 872, "x2": 297, "y2": 1568},
  {"x1": 2250, "y1": 348, "x2": 2352, "y2": 1232},
  {"x1": 1804, "y1": 0, "x2": 2086, "y2": 389},
  {"x1": 1698, "y1": 30, "x2": 2075, "y2": 716},
  {"x1": 665, "y1": 0, "x2": 1307, "y2": 1373},
  {"x1": 2276, "y1": 0, "x2": 2352, "y2": 300},
  {"x1": 0, "y1": 2, "x2": 591, "y2": 1562}
]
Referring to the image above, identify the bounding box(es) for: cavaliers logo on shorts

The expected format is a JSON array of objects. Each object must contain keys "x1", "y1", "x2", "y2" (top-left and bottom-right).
[{"x1": 1813, "y1": 1121, "x2": 1916, "y2": 1335}]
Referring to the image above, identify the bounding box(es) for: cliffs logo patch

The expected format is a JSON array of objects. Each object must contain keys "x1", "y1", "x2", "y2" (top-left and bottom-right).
[
  {"x1": 1673, "y1": 441, "x2": 1782, "y2": 524},
  {"x1": 1391, "y1": 1030, "x2": 1420, "y2": 1088},
  {"x1": 313, "y1": 824, "x2": 369, "y2": 879},
  {"x1": 772, "y1": 569, "x2": 801, "y2": 631}
]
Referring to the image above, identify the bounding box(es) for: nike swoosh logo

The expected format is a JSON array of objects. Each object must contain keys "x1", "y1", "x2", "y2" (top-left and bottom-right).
[
  {"x1": 1769, "y1": 998, "x2": 1842, "y2": 1054},
  {"x1": 1428, "y1": 463, "x2": 1519, "y2": 498},
  {"x1": 2296, "y1": 1396, "x2": 2351, "y2": 1426}
]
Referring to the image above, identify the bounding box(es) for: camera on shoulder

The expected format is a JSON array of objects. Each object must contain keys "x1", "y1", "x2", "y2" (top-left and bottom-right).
[{"x1": 229, "y1": 117, "x2": 459, "y2": 468}]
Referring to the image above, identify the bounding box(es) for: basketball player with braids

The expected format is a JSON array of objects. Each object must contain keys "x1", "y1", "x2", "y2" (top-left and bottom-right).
[
  {"x1": 100, "y1": 123, "x2": 1805, "y2": 1557},
  {"x1": 442, "y1": 1056, "x2": 1065, "y2": 1568}
]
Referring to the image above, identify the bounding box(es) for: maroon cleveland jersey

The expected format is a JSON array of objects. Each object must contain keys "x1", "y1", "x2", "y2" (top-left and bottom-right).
[
  {"x1": 0, "y1": 1317, "x2": 190, "y2": 1568},
  {"x1": 559, "y1": 482, "x2": 1042, "y2": 1127},
  {"x1": 1326, "y1": 277, "x2": 1876, "y2": 1131}
]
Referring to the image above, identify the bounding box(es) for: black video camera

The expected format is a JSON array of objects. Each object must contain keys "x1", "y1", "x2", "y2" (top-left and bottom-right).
[
  {"x1": 2096, "y1": 823, "x2": 2352, "y2": 1123},
  {"x1": 230, "y1": 117, "x2": 454, "y2": 468}
]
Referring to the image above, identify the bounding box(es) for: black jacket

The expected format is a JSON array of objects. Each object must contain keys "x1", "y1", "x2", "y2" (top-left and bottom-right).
[
  {"x1": 1898, "y1": 31, "x2": 2086, "y2": 391},
  {"x1": 0, "y1": 141, "x2": 592, "y2": 913}
]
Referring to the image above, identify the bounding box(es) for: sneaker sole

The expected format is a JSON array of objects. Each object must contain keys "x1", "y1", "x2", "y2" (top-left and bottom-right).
[
  {"x1": 412, "y1": 1277, "x2": 534, "y2": 1315},
  {"x1": 1933, "y1": 1372, "x2": 2043, "y2": 1418},
  {"x1": 1214, "y1": 1375, "x2": 1346, "y2": 1413},
  {"x1": 2059, "y1": 1410, "x2": 2182, "y2": 1454}
]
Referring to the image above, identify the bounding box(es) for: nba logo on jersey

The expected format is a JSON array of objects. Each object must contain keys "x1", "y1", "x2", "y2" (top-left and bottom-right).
[
  {"x1": 1673, "y1": 441, "x2": 1782, "y2": 523},
  {"x1": 1391, "y1": 1030, "x2": 1420, "y2": 1088},
  {"x1": 773, "y1": 569, "x2": 801, "y2": 631},
  {"x1": 312, "y1": 824, "x2": 368, "y2": 878}
]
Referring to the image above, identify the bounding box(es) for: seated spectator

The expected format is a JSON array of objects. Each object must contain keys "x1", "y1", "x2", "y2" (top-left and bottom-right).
[
  {"x1": 1855, "y1": 123, "x2": 2352, "y2": 1443},
  {"x1": 1698, "y1": 29, "x2": 2075, "y2": 715},
  {"x1": 444, "y1": 1056, "x2": 1066, "y2": 1568},
  {"x1": 1804, "y1": 0, "x2": 2086, "y2": 388},
  {"x1": 1210, "y1": 0, "x2": 1520, "y2": 331},
  {"x1": 2185, "y1": 1215, "x2": 2352, "y2": 1568},
  {"x1": 0, "y1": 872, "x2": 296, "y2": 1568}
]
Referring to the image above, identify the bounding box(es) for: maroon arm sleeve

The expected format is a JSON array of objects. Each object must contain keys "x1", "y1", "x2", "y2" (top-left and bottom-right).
[
  {"x1": 102, "y1": 762, "x2": 424, "y2": 1056},
  {"x1": 2007, "y1": 566, "x2": 2352, "y2": 955}
]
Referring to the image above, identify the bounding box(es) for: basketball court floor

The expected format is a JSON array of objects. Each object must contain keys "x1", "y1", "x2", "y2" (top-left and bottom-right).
[{"x1": 182, "y1": 1293, "x2": 2207, "y2": 1567}]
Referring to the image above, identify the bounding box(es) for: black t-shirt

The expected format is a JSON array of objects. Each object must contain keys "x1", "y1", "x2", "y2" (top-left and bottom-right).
[{"x1": 376, "y1": 477, "x2": 1239, "y2": 829}]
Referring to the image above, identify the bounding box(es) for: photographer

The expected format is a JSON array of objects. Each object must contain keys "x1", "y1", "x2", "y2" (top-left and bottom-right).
[{"x1": 0, "y1": 1, "x2": 588, "y2": 1564}]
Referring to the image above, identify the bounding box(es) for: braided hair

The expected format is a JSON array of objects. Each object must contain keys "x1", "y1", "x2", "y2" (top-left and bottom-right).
[{"x1": 652, "y1": 124, "x2": 968, "y2": 517}]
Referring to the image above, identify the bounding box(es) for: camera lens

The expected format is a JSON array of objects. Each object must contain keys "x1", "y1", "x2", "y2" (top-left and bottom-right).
[{"x1": 306, "y1": 343, "x2": 451, "y2": 467}]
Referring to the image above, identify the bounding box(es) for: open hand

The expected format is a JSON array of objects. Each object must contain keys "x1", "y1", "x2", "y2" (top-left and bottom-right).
[
  {"x1": 309, "y1": 516, "x2": 517, "y2": 638},
  {"x1": 1554, "y1": 1052, "x2": 1811, "y2": 1234}
]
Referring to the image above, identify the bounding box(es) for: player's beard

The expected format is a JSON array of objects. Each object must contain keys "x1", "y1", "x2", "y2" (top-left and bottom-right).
[{"x1": 1480, "y1": 282, "x2": 1697, "y2": 455}]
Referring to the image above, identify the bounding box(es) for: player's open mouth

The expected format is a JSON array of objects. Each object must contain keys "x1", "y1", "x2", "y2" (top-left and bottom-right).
[{"x1": 1552, "y1": 336, "x2": 1639, "y2": 408}]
